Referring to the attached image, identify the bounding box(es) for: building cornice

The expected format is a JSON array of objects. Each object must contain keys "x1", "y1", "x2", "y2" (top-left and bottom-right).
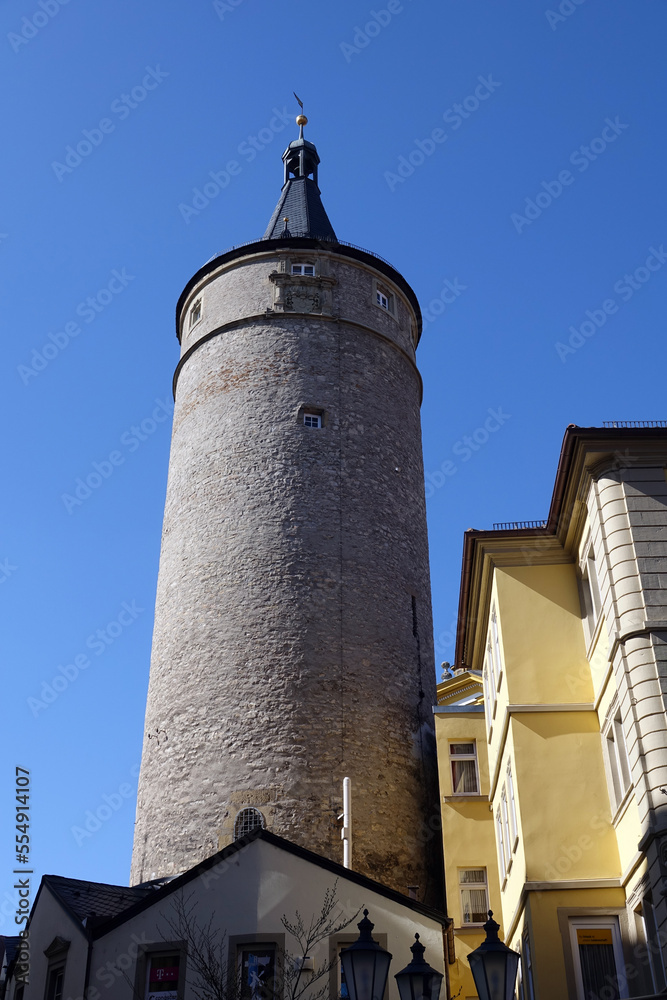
[{"x1": 454, "y1": 425, "x2": 667, "y2": 671}]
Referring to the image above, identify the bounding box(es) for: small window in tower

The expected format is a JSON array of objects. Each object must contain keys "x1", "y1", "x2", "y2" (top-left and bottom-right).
[
  {"x1": 292, "y1": 263, "x2": 315, "y2": 276},
  {"x1": 374, "y1": 282, "x2": 395, "y2": 315},
  {"x1": 190, "y1": 300, "x2": 202, "y2": 328},
  {"x1": 303, "y1": 413, "x2": 322, "y2": 429},
  {"x1": 234, "y1": 807, "x2": 265, "y2": 840}
]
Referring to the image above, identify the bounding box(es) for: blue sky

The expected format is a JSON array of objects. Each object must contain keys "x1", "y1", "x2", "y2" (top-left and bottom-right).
[{"x1": 1, "y1": 0, "x2": 666, "y2": 908}]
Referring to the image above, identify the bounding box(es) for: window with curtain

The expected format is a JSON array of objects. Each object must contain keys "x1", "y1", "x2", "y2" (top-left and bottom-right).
[
  {"x1": 459, "y1": 868, "x2": 488, "y2": 925},
  {"x1": 449, "y1": 742, "x2": 479, "y2": 794}
]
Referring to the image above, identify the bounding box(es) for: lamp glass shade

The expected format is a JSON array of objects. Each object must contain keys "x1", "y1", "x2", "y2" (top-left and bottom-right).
[
  {"x1": 468, "y1": 912, "x2": 520, "y2": 1000},
  {"x1": 468, "y1": 948, "x2": 520, "y2": 1000},
  {"x1": 340, "y1": 911, "x2": 392, "y2": 1000},
  {"x1": 394, "y1": 935, "x2": 443, "y2": 1000}
]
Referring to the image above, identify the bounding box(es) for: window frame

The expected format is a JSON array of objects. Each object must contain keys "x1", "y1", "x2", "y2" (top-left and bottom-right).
[
  {"x1": 642, "y1": 895, "x2": 667, "y2": 991},
  {"x1": 506, "y1": 762, "x2": 519, "y2": 852},
  {"x1": 133, "y1": 943, "x2": 187, "y2": 1000},
  {"x1": 303, "y1": 413, "x2": 322, "y2": 429},
  {"x1": 603, "y1": 704, "x2": 633, "y2": 813},
  {"x1": 458, "y1": 867, "x2": 489, "y2": 926},
  {"x1": 500, "y1": 787, "x2": 512, "y2": 875},
  {"x1": 373, "y1": 280, "x2": 395, "y2": 316},
  {"x1": 448, "y1": 741, "x2": 480, "y2": 796},
  {"x1": 189, "y1": 299, "x2": 202, "y2": 329},
  {"x1": 578, "y1": 540, "x2": 603, "y2": 642},
  {"x1": 568, "y1": 917, "x2": 628, "y2": 1000},
  {"x1": 496, "y1": 805, "x2": 509, "y2": 885},
  {"x1": 329, "y1": 931, "x2": 389, "y2": 1000},
  {"x1": 291, "y1": 263, "x2": 315, "y2": 277},
  {"x1": 44, "y1": 967, "x2": 65, "y2": 1000},
  {"x1": 490, "y1": 607, "x2": 503, "y2": 690},
  {"x1": 145, "y1": 952, "x2": 182, "y2": 1000},
  {"x1": 522, "y1": 932, "x2": 535, "y2": 1000},
  {"x1": 234, "y1": 807, "x2": 266, "y2": 840}
]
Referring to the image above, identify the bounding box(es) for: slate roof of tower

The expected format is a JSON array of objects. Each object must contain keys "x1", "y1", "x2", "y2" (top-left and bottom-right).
[
  {"x1": 264, "y1": 176, "x2": 337, "y2": 241},
  {"x1": 263, "y1": 126, "x2": 337, "y2": 241}
]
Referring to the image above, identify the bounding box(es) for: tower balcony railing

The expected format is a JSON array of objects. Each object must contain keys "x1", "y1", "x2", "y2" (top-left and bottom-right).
[
  {"x1": 602, "y1": 420, "x2": 667, "y2": 428},
  {"x1": 491, "y1": 520, "x2": 548, "y2": 531}
]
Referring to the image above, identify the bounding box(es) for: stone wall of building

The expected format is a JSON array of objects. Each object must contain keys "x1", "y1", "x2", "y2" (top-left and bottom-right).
[{"x1": 131, "y1": 247, "x2": 440, "y2": 905}]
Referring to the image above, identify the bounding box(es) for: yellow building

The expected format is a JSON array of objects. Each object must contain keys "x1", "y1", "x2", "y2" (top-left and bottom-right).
[{"x1": 437, "y1": 424, "x2": 667, "y2": 1000}]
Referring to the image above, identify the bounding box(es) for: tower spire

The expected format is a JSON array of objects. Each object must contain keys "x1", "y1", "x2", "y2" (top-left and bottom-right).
[{"x1": 263, "y1": 112, "x2": 337, "y2": 241}]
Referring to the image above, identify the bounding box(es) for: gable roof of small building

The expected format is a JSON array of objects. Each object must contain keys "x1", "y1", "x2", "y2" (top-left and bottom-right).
[{"x1": 85, "y1": 828, "x2": 449, "y2": 939}]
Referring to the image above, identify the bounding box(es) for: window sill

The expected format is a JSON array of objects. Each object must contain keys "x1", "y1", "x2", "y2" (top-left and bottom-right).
[
  {"x1": 444, "y1": 794, "x2": 485, "y2": 802},
  {"x1": 454, "y1": 924, "x2": 488, "y2": 933}
]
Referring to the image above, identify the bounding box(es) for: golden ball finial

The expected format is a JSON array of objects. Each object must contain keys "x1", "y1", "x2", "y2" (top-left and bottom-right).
[{"x1": 296, "y1": 114, "x2": 308, "y2": 127}]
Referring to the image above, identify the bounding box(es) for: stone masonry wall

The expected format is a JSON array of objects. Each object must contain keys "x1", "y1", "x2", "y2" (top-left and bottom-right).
[{"x1": 131, "y1": 248, "x2": 440, "y2": 905}]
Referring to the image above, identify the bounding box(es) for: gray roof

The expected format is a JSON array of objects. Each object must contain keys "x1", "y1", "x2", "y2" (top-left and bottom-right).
[
  {"x1": 43, "y1": 875, "x2": 164, "y2": 928},
  {"x1": 264, "y1": 176, "x2": 337, "y2": 241},
  {"x1": 263, "y1": 128, "x2": 337, "y2": 241}
]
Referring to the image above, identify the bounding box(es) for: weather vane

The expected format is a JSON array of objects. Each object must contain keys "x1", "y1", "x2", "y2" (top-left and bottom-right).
[{"x1": 293, "y1": 92, "x2": 308, "y2": 136}]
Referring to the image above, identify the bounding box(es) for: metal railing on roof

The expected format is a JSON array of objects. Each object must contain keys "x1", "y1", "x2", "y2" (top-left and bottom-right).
[
  {"x1": 602, "y1": 420, "x2": 667, "y2": 428},
  {"x1": 492, "y1": 520, "x2": 548, "y2": 531},
  {"x1": 204, "y1": 235, "x2": 395, "y2": 269}
]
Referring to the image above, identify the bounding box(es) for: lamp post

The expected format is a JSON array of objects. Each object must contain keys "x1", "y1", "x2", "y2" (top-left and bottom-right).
[
  {"x1": 394, "y1": 934, "x2": 444, "y2": 1000},
  {"x1": 341, "y1": 912, "x2": 444, "y2": 1000},
  {"x1": 468, "y1": 911, "x2": 520, "y2": 1000},
  {"x1": 340, "y1": 910, "x2": 393, "y2": 1000}
]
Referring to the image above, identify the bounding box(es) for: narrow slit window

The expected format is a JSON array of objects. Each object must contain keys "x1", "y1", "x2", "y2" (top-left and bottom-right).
[{"x1": 190, "y1": 300, "x2": 202, "y2": 327}]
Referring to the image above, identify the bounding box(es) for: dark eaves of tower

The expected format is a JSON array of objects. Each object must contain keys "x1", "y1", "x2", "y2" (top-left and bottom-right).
[{"x1": 263, "y1": 115, "x2": 337, "y2": 241}]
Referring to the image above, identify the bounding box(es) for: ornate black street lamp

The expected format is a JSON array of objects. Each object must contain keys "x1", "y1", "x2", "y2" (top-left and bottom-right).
[
  {"x1": 468, "y1": 911, "x2": 520, "y2": 1000},
  {"x1": 394, "y1": 934, "x2": 444, "y2": 1000},
  {"x1": 340, "y1": 910, "x2": 393, "y2": 1000}
]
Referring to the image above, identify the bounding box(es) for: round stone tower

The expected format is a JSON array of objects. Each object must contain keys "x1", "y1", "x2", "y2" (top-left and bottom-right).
[{"x1": 131, "y1": 118, "x2": 441, "y2": 905}]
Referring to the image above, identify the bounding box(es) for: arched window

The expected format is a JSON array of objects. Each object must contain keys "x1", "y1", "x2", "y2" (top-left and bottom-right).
[{"x1": 234, "y1": 807, "x2": 265, "y2": 840}]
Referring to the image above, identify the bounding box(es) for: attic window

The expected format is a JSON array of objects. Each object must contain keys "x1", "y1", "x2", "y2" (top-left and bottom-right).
[{"x1": 292, "y1": 263, "x2": 315, "y2": 276}]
